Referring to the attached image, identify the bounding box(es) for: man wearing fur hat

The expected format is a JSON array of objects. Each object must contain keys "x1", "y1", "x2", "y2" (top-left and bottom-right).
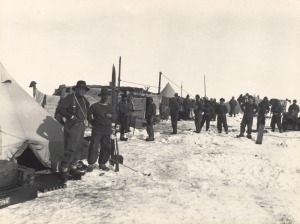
[
  {"x1": 87, "y1": 88, "x2": 114, "y2": 172},
  {"x1": 56, "y1": 80, "x2": 90, "y2": 182}
]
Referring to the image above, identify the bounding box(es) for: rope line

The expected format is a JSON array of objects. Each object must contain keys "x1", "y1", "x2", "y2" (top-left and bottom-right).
[
  {"x1": 121, "y1": 80, "x2": 158, "y2": 89},
  {"x1": 160, "y1": 73, "x2": 192, "y2": 97},
  {"x1": 0, "y1": 130, "x2": 27, "y2": 141}
]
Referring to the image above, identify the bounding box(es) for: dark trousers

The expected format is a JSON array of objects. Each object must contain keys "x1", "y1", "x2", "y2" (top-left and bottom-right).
[
  {"x1": 127, "y1": 113, "x2": 132, "y2": 131},
  {"x1": 229, "y1": 106, "x2": 236, "y2": 116},
  {"x1": 257, "y1": 114, "x2": 266, "y2": 130},
  {"x1": 146, "y1": 117, "x2": 154, "y2": 138},
  {"x1": 217, "y1": 114, "x2": 228, "y2": 132},
  {"x1": 61, "y1": 121, "x2": 85, "y2": 170},
  {"x1": 171, "y1": 114, "x2": 179, "y2": 133},
  {"x1": 88, "y1": 133, "x2": 112, "y2": 165},
  {"x1": 119, "y1": 115, "x2": 128, "y2": 135},
  {"x1": 183, "y1": 108, "x2": 190, "y2": 120},
  {"x1": 240, "y1": 115, "x2": 253, "y2": 135},
  {"x1": 194, "y1": 114, "x2": 202, "y2": 132},
  {"x1": 271, "y1": 114, "x2": 282, "y2": 131},
  {"x1": 200, "y1": 115, "x2": 211, "y2": 131}
]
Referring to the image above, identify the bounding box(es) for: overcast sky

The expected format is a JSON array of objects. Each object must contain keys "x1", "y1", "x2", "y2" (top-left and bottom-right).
[{"x1": 1, "y1": 0, "x2": 300, "y2": 101}]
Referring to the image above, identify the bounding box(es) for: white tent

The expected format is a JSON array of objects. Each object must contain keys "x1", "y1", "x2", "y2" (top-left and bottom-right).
[
  {"x1": 160, "y1": 82, "x2": 176, "y2": 98},
  {"x1": 0, "y1": 62, "x2": 64, "y2": 171}
]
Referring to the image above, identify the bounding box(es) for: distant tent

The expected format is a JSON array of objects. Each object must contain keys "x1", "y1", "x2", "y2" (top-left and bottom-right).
[
  {"x1": 0, "y1": 62, "x2": 64, "y2": 171},
  {"x1": 160, "y1": 83, "x2": 176, "y2": 98}
]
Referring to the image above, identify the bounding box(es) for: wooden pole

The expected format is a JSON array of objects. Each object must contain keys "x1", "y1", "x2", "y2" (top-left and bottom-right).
[
  {"x1": 118, "y1": 56, "x2": 121, "y2": 90},
  {"x1": 158, "y1": 72, "x2": 162, "y2": 94},
  {"x1": 181, "y1": 82, "x2": 183, "y2": 97}
]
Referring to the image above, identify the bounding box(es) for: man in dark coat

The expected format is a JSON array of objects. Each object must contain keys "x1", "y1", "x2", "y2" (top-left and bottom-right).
[
  {"x1": 56, "y1": 80, "x2": 90, "y2": 182},
  {"x1": 215, "y1": 98, "x2": 228, "y2": 134},
  {"x1": 229, "y1": 96, "x2": 237, "y2": 117},
  {"x1": 118, "y1": 93, "x2": 130, "y2": 141},
  {"x1": 288, "y1": 99, "x2": 299, "y2": 130},
  {"x1": 256, "y1": 96, "x2": 270, "y2": 131},
  {"x1": 200, "y1": 99, "x2": 214, "y2": 131},
  {"x1": 170, "y1": 97, "x2": 180, "y2": 134},
  {"x1": 86, "y1": 88, "x2": 114, "y2": 172},
  {"x1": 145, "y1": 97, "x2": 156, "y2": 141},
  {"x1": 126, "y1": 94, "x2": 135, "y2": 132},
  {"x1": 236, "y1": 97, "x2": 259, "y2": 139},
  {"x1": 270, "y1": 99, "x2": 283, "y2": 133},
  {"x1": 193, "y1": 94, "x2": 204, "y2": 133},
  {"x1": 183, "y1": 95, "x2": 191, "y2": 120}
]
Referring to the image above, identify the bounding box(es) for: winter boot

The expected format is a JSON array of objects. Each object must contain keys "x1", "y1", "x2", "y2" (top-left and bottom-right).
[
  {"x1": 69, "y1": 166, "x2": 86, "y2": 176},
  {"x1": 99, "y1": 164, "x2": 110, "y2": 171},
  {"x1": 236, "y1": 133, "x2": 244, "y2": 138},
  {"x1": 120, "y1": 134, "x2": 128, "y2": 141},
  {"x1": 246, "y1": 134, "x2": 252, "y2": 139},
  {"x1": 86, "y1": 164, "x2": 96, "y2": 172}
]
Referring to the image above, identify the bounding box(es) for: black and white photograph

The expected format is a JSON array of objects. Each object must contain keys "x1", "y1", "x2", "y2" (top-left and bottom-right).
[{"x1": 0, "y1": 0, "x2": 300, "y2": 223}]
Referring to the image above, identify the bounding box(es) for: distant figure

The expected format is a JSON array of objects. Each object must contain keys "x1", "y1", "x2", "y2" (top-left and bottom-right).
[
  {"x1": 270, "y1": 99, "x2": 283, "y2": 133},
  {"x1": 56, "y1": 80, "x2": 90, "y2": 183},
  {"x1": 288, "y1": 100, "x2": 299, "y2": 130},
  {"x1": 87, "y1": 88, "x2": 114, "y2": 172},
  {"x1": 256, "y1": 97, "x2": 270, "y2": 131},
  {"x1": 210, "y1": 98, "x2": 217, "y2": 121},
  {"x1": 183, "y1": 94, "x2": 191, "y2": 120},
  {"x1": 126, "y1": 94, "x2": 135, "y2": 132},
  {"x1": 145, "y1": 97, "x2": 156, "y2": 141},
  {"x1": 215, "y1": 98, "x2": 228, "y2": 134},
  {"x1": 118, "y1": 93, "x2": 130, "y2": 141},
  {"x1": 193, "y1": 94, "x2": 204, "y2": 133},
  {"x1": 170, "y1": 97, "x2": 180, "y2": 134},
  {"x1": 200, "y1": 99, "x2": 214, "y2": 131},
  {"x1": 229, "y1": 96, "x2": 237, "y2": 117},
  {"x1": 236, "y1": 97, "x2": 259, "y2": 139}
]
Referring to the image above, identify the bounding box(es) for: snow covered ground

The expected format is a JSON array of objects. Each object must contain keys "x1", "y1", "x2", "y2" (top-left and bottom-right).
[{"x1": 1, "y1": 115, "x2": 300, "y2": 224}]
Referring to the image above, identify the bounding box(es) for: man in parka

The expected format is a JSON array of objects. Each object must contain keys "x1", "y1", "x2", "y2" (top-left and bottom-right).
[
  {"x1": 288, "y1": 99, "x2": 299, "y2": 130},
  {"x1": 270, "y1": 99, "x2": 283, "y2": 133},
  {"x1": 86, "y1": 88, "x2": 114, "y2": 172},
  {"x1": 145, "y1": 97, "x2": 156, "y2": 141},
  {"x1": 215, "y1": 98, "x2": 228, "y2": 134},
  {"x1": 256, "y1": 96, "x2": 270, "y2": 131},
  {"x1": 56, "y1": 80, "x2": 90, "y2": 182},
  {"x1": 236, "y1": 97, "x2": 259, "y2": 139},
  {"x1": 194, "y1": 94, "x2": 204, "y2": 133},
  {"x1": 170, "y1": 96, "x2": 180, "y2": 134},
  {"x1": 229, "y1": 96, "x2": 237, "y2": 117},
  {"x1": 118, "y1": 93, "x2": 130, "y2": 141}
]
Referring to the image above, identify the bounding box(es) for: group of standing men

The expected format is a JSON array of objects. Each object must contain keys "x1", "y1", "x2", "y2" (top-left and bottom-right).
[
  {"x1": 55, "y1": 80, "x2": 158, "y2": 183},
  {"x1": 55, "y1": 80, "x2": 299, "y2": 183},
  {"x1": 169, "y1": 93, "x2": 229, "y2": 134}
]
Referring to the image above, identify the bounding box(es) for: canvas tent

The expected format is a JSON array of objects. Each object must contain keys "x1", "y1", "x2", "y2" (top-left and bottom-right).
[
  {"x1": 0, "y1": 62, "x2": 64, "y2": 171},
  {"x1": 160, "y1": 82, "x2": 176, "y2": 98}
]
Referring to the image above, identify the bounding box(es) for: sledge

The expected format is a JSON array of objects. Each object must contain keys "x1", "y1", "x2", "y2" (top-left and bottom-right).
[
  {"x1": 34, "y1": 173, "x2": 67, "y2": 193},
  {"x1": 0, "y1": 185, "x2": 38, "y2": 209}
]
